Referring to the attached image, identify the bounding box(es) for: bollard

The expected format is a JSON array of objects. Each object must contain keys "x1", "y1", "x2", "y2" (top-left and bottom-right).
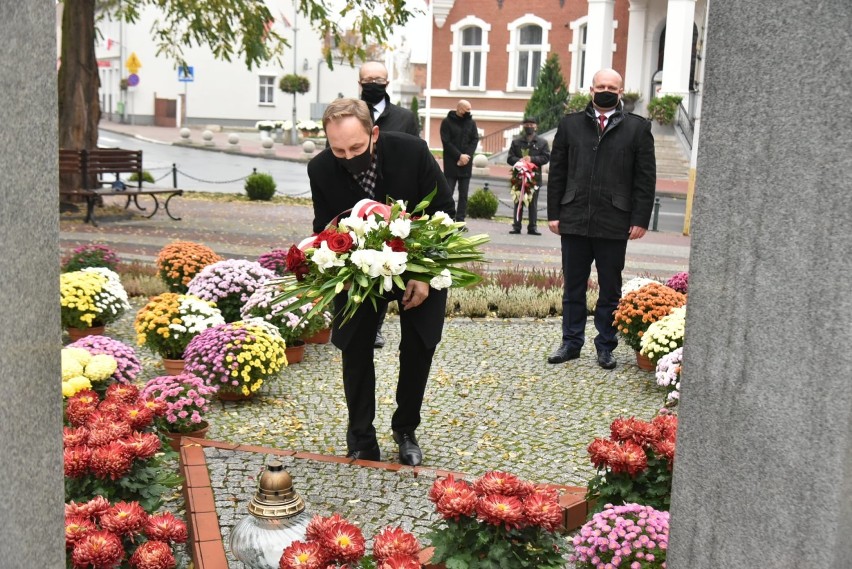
[
  {"x1": 484, "y1": 182, "x2": 490, "y2": 192},
  {"x1": 651, "y1": 197, "x2": 661, "y2": 231},
  {"x1": 172, "y1": 164, "x2": 178, "y2": 189}
]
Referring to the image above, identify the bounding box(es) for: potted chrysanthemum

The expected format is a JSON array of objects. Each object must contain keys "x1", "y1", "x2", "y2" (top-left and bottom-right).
[
  {"x1": 156, "y1": 240, "x2": 221, "y2": 293},
  {"x1": 60, "y1": 267, "x2": 130, "y2": 340},
  {"x1": 187, "y1": 259, "x2": 277, "y2": 323},
  {"x1": 656, "y1": 347, "x2": 683, "y2": 407},
  {"x1": 183, "y1": 320, "x2": 288, "y2": 400},
  {"x1": 571, "y1": 503, "x2": 669, "y2": 568},
  {"x1": 68, "y1": 335, "x2": 142, "y2": 385},
  {"x1": 62, "y1": 347, "x2": 119, "y2": 398},
  {"x1": 134, "y1": 292, "x2": 225, "y2": 373},
  {"x1": 240, "y1": 283, "x2": 313, "y2": 363},
  {"x1": 257, "y1": 248, "x2": 290, "y2": 277},
  {"x1": 141, "y1": 373, "x2": 218, "y2": 450},
  {"x1": 613, "y1": 282, "x2": 686, "y2": 370},
  {"x1": 665, "y1": 270, "x2": 689, "y2": 294},
  {"x1": 639, "y1": 305, "x2": 686, "y2": 365}
]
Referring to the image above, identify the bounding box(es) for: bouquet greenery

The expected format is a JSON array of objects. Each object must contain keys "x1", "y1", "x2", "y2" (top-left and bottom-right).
[
  {"x1": 275, "y1": 192, "x2": 489, "y2": 325},
  {"x1": 60, "y1": 268, "x2": 130, "y2": 329},
  {"x1": 639, "y1": 305, "x2": 686, "y2": 364},
  {"x1": 134, "y1": 293, "x2": 225, "y2": 360}
]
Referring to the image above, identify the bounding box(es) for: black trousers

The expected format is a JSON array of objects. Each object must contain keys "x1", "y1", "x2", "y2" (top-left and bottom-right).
[
  {"x1": 560, "y1": 234, "x2": 627, "y2": 353},
  {"x1": 512, "y1": 188, "x2": 540, "y2": 231},
  {"x1": 445, "y1": 175, "x2": 471, "y2": 221}
]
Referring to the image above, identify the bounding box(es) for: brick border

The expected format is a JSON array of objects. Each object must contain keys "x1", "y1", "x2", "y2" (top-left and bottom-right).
[{"x1": 178, "y1": 437, "x2": 591, "y2": 569}]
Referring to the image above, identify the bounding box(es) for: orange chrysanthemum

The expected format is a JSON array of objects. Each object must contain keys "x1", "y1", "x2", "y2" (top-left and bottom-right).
[
  {"x1": 608, "y1": 440, "x2": 648, "y2": 476},
  {"x1": 64, "y1": 426, "x2": 90, "y2": 448},
  {"x1": 473, "y1": 471, "x2": 523, "y2": 497},
  {"x1": 611, "y1": 417, "x2": 662, "y2": 448},
  {"x1": 99, "y1": 501, "x2": 148, "y2": 537},
  {"x1": 64, "y1": 445, "x2": 93, "y2": 478},
  {"x1": 305, "y1": 513, "x2": 346, "y2": 542},
  {"x1": 613, "y1": 283, "x2": 686, "y2": 350},
  {"x1": 587, "y1": 438, "x2": 619, "y2": 470},
  {"x1": 476, "y1": 494, "x2": 525, "y2": 529},
  {"x1": 64, "y1": 515, "x2": 97, "y2": 549},
  {"x1": 156, "y1": 241, "x2": 221, "y2": 293},
  {"x1": 321, "y1": 520, "x2": 366, "y2": 563},
  {"x1": 377, "y1": 554, "x2": 422, "y2": 569},
  {"x1": 105, "y1": 383, "x2": 140, "y2": 404},
  {"x1": 89, "y1": 441, "x2": 133, "y2": 480},
  {"x1": 435, "y1": 483, "x2": 478, "y2": 520},
  {"x1": 119, "y1": 432, "x2": 161, "y2": 461},
  {"x1": 144, "y1": 512, "x2": 188, "y2": 544},
  {"x1": 522, "y1": 491, "x2": 563, "y2": 532}
]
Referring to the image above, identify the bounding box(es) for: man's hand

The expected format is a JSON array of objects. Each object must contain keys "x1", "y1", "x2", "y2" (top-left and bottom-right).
[
  {"x1": 548, "y1": 220, "x2": 560, "y2": 234},
  {"x1": 628, "y1": 226, "x2": 647, "y2": 240},
  {"x1": 402, "y1": 280, "x2": 429, "y2": 310},
  {"x1": 458, "y1": 154, "x2": 471, "y2": 166},
  {"x1": 522, "y1": 155, "x2": 532, "y2": 163}
]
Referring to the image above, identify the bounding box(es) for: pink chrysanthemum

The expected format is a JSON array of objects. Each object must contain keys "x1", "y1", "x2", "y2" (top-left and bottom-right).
[
  {"x1": 587, "y1": 438, "x2": 620, "y2": 470},
  {"x1": 372, "y1": 526, "x2": 420, "y2": 561},
  {"x1": 305, "y1": 513, "x2": 346, "y2": 542},
  {"x1": 321, "y1": 520, "x2": 366, "y2": 563},
  {"x1": 428, "y1": 474, "x2": 471, "y2": 503},
  {"x1": 86, "y1": 414, "x2": 132, "y2": 447},
  {"x1": 105, "y1": 382, "x2": 141, "y2": 404},
  {"x1": 65, "y1": 496, "x2": 111, "y2": 520},
  {"x1": 144, "y1": 512, "x2": 188, "y2": 543},
  {"x1": 377, "y1": 553, "x2": 422, "y2": 569},
  {"x1": 609, "y1": 440, "x2": 648, "y2": 476},
  {"x1": 435, "y1": 484, "x2": 477, "y2": 520},
  {"x1": 129, "y1": 540, "x2": 177, "y2": 569},
  {"x1": 65, "y1": 391, "x2": 99, "y2": 426},
  {"x1": 64, "y1": 426, "x2": 90, "y2": 447},
  {"x1": 70, "y1": 530, "x2": 124, "y2": 569},
  {"x1": 117, "y1": 403, "x2": 155, "y2": 431}
]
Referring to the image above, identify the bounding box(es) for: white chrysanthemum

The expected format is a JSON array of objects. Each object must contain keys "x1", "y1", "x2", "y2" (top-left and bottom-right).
[
  {"x1": 388, "y1": 217, "x2": 412, "y2": 239},
  {"x1": 81, "y1": 267, "x2": 130, "y2": 311},
  {"x1": 430, "y1": 269, "x2": 453, "y2": 290},
  {"x1": 311, "y1": 241, "x2": 346, "y2": 272},
  {"x1": 84, "y1": 354, "x2": 118, "y2": 382},
  {"x1": 61, "y1": 349, "x2": 87, "y2": 380},
  {"x1": 621, "y1": 277, "x2": 660, "y2": 297}
]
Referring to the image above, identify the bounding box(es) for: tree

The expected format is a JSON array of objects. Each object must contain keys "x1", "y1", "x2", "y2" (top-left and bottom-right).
[
  {"x1": 524, "y1": 53, "x2": 570, "y2": 133},
  {"x1": 58, "y1": 0, "x2": 414, "y2": 162}
]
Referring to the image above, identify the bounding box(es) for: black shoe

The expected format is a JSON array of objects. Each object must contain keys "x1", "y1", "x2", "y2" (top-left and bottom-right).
[
  {"x1": 547, "y1": 344, "x2": 581, "y2": 364},
  {"x1": 392, "y1": 431, "x2": 422, "y2": 466},
  {"x1": 527, "y1": 229, "x2": 541, "y2": 235},
  {"x1": 597, "y1": 350, "x2": 617, "y2": 370},
  {"x1": 374, "y1": 331, "x2": 385, "y2": 349},
  {"x1": 345, "y1": 443, "x2": 381, "y2": 461},
  {"x1": 509, "y1": 229, "x2": 521, "y2": 234}
]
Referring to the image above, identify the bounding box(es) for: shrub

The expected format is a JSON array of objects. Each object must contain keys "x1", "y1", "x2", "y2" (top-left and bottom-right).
[
  {"x1": 244, "y1": 172, "x2": 277, "y2": 201},
  {"x1": 128, "y1": 170, "x2": 155, "y2": 184},
  {"x1": 278, "y1": 74, "x2": 310, "y2": 94},
  {"x1": 565, "y1": 92, "x2": 592, "y2": 113},
  {"x1": 61, "y1": 244, "x2": 121, "y2": 273},
  {"x1": 646, "y1": 94, "x2": 683, "y2": 125},
  {"x1": 466, "y1": 187, "x2": 499, "y2": 219}
]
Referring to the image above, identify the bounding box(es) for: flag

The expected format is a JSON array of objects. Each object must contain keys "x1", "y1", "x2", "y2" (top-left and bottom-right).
[
  {"x1": 279, "y1": 10, "x2": 292, "y2": 28},
  {"x1": 106, "y1": 38, "x2": 113, "y2": 51}
]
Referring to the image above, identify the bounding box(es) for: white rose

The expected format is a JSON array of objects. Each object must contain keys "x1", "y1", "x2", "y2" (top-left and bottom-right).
[
  {"x1": 388, "y1": 218, "x2": 412, "y2": 239},
  {"x1": 429, "y1": 269, "x2": 453, "y2": 290}
]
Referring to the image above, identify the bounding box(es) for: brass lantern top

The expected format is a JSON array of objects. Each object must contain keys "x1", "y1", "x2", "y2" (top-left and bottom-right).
[{"x1": 248, "y1": 460, "x2": 306, "y2": 519}]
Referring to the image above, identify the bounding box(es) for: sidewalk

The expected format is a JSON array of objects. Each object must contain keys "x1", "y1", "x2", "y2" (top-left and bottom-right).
[{"x1": 100, "y1": 120, "x2": 689, "y2": 198}]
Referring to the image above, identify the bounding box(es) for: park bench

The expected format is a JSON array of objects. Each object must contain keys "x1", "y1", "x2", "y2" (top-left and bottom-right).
[{"x1": 58, "y1": 148, "x2": 183, "y2": 226}]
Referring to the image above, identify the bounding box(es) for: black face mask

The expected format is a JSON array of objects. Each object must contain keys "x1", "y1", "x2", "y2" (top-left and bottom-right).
[
  {"x1": 523, "y1": 126, "x2": 535, "y2": 135},
  {"x1": 593, "y1": 91, "x2": 620, "y2": 109},
  {"x1": 360, "y1": 83, "x2": 387, "y2": 105},
  {"x1": 337, "y1": 138, "x2": 373, "y2": 177}
]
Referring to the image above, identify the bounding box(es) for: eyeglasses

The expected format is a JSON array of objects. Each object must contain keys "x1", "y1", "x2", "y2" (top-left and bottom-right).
[{"x1": 359, "y1": 78, "x2": 388, "y2": 85}]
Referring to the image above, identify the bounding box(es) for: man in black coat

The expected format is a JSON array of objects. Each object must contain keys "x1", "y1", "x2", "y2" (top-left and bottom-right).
[
  {"x1": 546, "y1": 69, "x2": 656, "y2": 370},
  {"x1": 440, "y1": 100, "x2": 479, "y2": 222},
  {"x1": 307, "y1": 98, "x2": 455, "y2": 466},
  {"x1": 507, "y1": 116, "x2": 550, "y2": 235}
]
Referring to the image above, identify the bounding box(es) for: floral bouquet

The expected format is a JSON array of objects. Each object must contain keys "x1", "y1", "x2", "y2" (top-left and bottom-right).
[
  {"x1": 156, "y1": 240, "x2": 222, "y2": 293},
  {"x1": 183, "y1": 320, "x2": 288, "y2": 397},
  {"x1": 62, "y1": 347, "x2": 119, "y2": 397},
  {"x1": 63, "y1": 385, "x2": 182, "y2": 511},
  {"x1": 257, "y1": 248, "x2": 291, "y2": 276},
  {"x1": 68, "y1": 336, "x2": 142, "y2": 385},
  {"x1": 570, "y1": 503, "x2": 669, "y2": 568},
  {"x1": 613, "y1": 283, "x2": 686, "y2": 352},
  {"x1": 639, "y1": 305, "x2": 686, "y2": 364},
  {"x1": 656, "y1": 347, "x2": 683, "y2": 407},
  {"x1": 140, "y1": 373, "x2": 218, "y2": 434},
  {"x1": 65, "y1": 496, "x2": 187, "y2": 569},
  {"x1": 585, "y1": 413, "x2": 678, "y2": 513},
  {"x1": 279, "y1": 515, "x2": 421, "y2": 569},
  {"x1": 134, "y1": 293, "x2": 225, "y2": 360},
  {"x1": 275, "y1": 192, "x2": 489, "y2": 325},
  {"x1": 241, "y1": 282, "x2": 314, "y2": 344},
  {"x1": 510, "y1": 159, "x2": 539, "y2": 208},
  {"x1": 665, "y1": 270, "x2": 689, "y2": 294},
  {"x1": 61, "y1": 243, "x2": 121, "y2": 273},
  {"x1": 426, "y1": 471, "x2": 567, "y2": 569},
  {"x1": 60, "y1": 267, "x2": 130, "y2": 329},
  {"x1": 187, "y1": 259, "x2": 277, "y2": 323}
]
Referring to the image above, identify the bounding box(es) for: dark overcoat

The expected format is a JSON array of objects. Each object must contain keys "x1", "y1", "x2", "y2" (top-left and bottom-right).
[
  {"x1": 373, "y1": 96, "x2": 420, "y2": 137},
  {"x1": 440, "y1": 111, "x2": 479, "y2": 179},
  {"x1": 507, "y1": 133, "x2": 551, "y2": 187}
]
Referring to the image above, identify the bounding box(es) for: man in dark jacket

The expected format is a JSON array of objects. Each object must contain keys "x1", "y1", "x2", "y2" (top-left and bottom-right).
[
  {"x1": 507, "y1": 116, "x2": 550, "y2": 235},
  {"x1": 440, "y1": 100, "x2": 479, "y2": 222},
  {"x1": 308, "y1": 98, "x2": 455, "y2": 466},
  {"x1": 546, "y1": 69, "x2": 656, "y2": 370}
]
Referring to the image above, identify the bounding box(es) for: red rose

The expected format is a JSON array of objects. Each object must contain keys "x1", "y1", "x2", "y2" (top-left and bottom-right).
[
  {"x1": 285, "y1": 245, "x2": 310, "y2": 281},
  {"x1": 313, "y1": 228, "x2": 337, "y2": 248},
  {"x1": 327, "y1": 232, "x2": 354, "y2": 253},
  {"x1": 386, "y1": 238, "x2": 406, "y2": 252}
]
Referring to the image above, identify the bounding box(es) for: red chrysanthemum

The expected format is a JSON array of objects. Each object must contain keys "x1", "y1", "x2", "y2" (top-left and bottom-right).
[
  {"x1": 97, "y1": 398, "x2": 127, "y2": 419},
  {"x1": 87, "y1": 418, "x2": 132, "y2": 448},
  {"x1": 475, "y1": 494, "x2": 525, "y2": 529},
  {"x1": 652, "y1": 438, "x2": 676, "y2": 468},
  {"x1": 118, "y1": 403, "x2": 155, "y2": 431},
  {"x1": 473, "y1": 471, "x2": 523, "y2": 497},
  {"x1": 105, "y1": 383, "x2": 140, "y2": 404},
  {"x1": 129, "y1": 540, "x2": 176, "y2": 569},
  {"x1": 65, "y1": 515, "x2": 97, "y2": 549},
  {"x1": 65, "y1": 496, "x2": 112, "y2": 520},
  {"x1": 587, "y1": 438, "x2": 619, "y2": 470},
  {"x1": 372, "y1": 526, "x2": 420, "y2": 561},
  {"x1": 65, "y1": 395, "x2": 99, "y2": 427},
  {"x1": 608, "y1": 440, "x2": 648, "y2": 476},
  {"x1": 64, "y1": 445, "x2": 93, "y2": 478},
  {"x1": 652, "y1": 414, "x2": 678, "y2": 441},
  {"x1": 144, "y1": 398, "x2": 169, "y2": 418},
  {"x1": 89, "y1": 441, "x2": 133, "y2": 480},
  {"x1": 428, "y1": 474, "x2": 471, "y2": 503},
  {"x1": 611, "y1": 417, "x2": 662, "y2": 447},
  {"x1": 70, "y1": 530, "x2": 124, "y2": 569},
  {"x1": 100, "y1": 501, "x2": 148, "y2": 537},
  {"x1": 144, "y1": 512, "x2": 188, "y2": 543},
  {"x1": 278, "y1": 540, "x2": 325, "y2": 569},
  {"x1": 120, "y1": 432, "x2": 162, "y2": 461},
  {"x1": 64, "y1": 426, "x2": 90, "y2": 448},
  {"x1": 435, "y1": 484, "x2": 477, "y2": 520},
  {"x1": 377, "y1": 554, "x2": 421, "y2": 569},
  {"x1": 321, "y1": 520, "x2": 366, "y2": 563},
  {"x1": 522, "y1": 491, "x2": 563, "y2": 532},
  {"x1": 305, "y1": 513, "x2": 346, "y2": 542}
]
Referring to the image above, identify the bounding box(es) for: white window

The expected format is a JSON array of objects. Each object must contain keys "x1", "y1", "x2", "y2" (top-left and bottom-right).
[
  {"x1": 450, "y1": 16, "x2": 490, "y2": 91},
  {"x1": 568, "y1": 17, "x2": 589, "y2": 92},
  {"x1": 259, "y1": 75, "x2": 275, "y2": 105},
  {"x1": 506, "y1": 15, "x2": 551, "y2": 92}
]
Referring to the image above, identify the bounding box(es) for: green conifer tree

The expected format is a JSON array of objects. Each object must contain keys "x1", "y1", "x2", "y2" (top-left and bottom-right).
[{"x1": 524, "y1": 54, "x2": 570, "y2": 133}]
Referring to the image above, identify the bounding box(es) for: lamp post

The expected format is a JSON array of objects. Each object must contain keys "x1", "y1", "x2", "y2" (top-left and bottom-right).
[{"x1": 229, "y1": 460, "x2": 312, "y2": 568}]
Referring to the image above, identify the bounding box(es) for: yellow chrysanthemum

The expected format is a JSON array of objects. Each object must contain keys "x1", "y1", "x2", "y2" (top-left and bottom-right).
[
  {"x1": 84, "y1": 354, "x2": 118, "y2": 382},
  {"x1": 63, "y1": 376, "x2": 92, "y2": 398}
]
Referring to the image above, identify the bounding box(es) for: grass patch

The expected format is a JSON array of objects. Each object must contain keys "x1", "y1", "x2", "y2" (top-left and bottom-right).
[{"x1": 182, "y1": 190, "x2": 312, "y2": 206}]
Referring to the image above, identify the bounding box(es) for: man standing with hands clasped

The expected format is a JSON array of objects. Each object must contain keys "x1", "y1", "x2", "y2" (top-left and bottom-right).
[
  {"x1": 507, "y1": 116, "x2": 550, "y2": 235},
  {"x1": 546, "y1": 68, "x2": 656, "y2": 370},
  {"x1": 440, "y1": 100, "x2": 479, "y2": 223}
]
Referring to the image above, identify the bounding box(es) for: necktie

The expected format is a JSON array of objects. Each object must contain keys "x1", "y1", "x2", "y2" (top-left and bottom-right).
[{"x1": 598, "y1": 114, "x2": 607, "y2": 134}]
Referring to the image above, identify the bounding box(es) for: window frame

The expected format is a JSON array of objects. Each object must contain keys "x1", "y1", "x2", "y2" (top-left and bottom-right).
[
  {"x1": 506, "y1": 15, "x2": 551, "y2": 92},
  {"x1": 258, "y1": 75, "x2": 276, "y2": 106},
  {"x1": 450, "y1": 16, "x2": 490, "y2": 92}
]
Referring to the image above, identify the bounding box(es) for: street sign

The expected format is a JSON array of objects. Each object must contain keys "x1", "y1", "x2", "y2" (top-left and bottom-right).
[
  {"x1": 125, "y1": 52, "x2": 141, "y2": 73},
  {"x1": 127, "y1": 73, "x2": 140, "y2": 87},
  {"x1": 178, "y1": 66, "x2": 195, "y2": 82}
]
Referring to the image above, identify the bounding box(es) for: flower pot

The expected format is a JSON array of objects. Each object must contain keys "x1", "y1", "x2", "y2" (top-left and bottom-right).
[
  {"x1": 164, "y1": 421, "x2": 209, "y2": 451},
  {"x1": 217, "y1": 389, "x2": 253, "y2": 401},
  {"x1": 161, "y1": 358, "x2": 186, "y2": 376},
  {"x1": 304, "y1": 328, "x2": 331, "y2": 344},
  {"x1": 285, "y1": 340, "x2": 306, "y2": 364},
  {"x1": 635, "y1": 350, "x2": 656, "y2": 371},
  {"x1": 66, "y1": 325, "x2": 105, "y2": 342}
]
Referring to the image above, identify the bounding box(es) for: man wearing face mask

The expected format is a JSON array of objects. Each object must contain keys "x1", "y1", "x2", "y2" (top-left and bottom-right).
[
  {"x1": 307, "y1": 98, "x2": 455, "y2": 466},
  {"x1": 546, "y1": 68, "x2": 656, "y2": 370},
  {"x1": 359, "y1": 61, "x2": 420, "y2": 137},
  {"x1": 440, "y1": 100, "x2": 479, "y2": 223},
  {"x1": 507, "y1": 116, "x2": 550, "y2": 235}
]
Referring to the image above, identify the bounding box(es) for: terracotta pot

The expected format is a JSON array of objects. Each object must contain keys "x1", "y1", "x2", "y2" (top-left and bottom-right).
[
  {"x1": 66, "y1": 325, "x2": 105, "y2": 342},
  {"x1": 164, "y1": 421, "x2": 209, "y2": 452},
  {"x1": 304, "y1": 328, "x2": 331, "y2": 344},
  {"x1": 161, "y1": 358, "x2": 186, "y2": 376},
  {"x1": 635, "y1": 350, "x2": 656, "y2": 371},
  {"x1": 285, "y1": 340, "x2": 306, "y2": 364},
  {"x1": 217, "y1": 389, "x2": 253, "y2": 401}
]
